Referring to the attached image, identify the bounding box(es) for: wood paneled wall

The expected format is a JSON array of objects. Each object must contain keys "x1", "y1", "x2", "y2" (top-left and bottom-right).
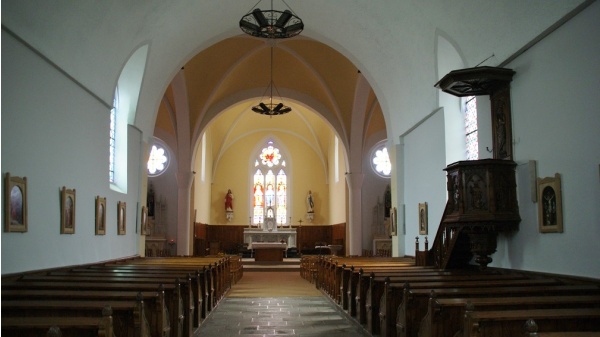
[{"x1": 194, "y1": 223, "x2": 347, "y2": 256}]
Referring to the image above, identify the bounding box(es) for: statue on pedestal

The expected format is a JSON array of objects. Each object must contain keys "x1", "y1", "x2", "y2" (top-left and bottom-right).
[
  {"x1": 306, "y1": 190, "x2": 315, "y2": 223},
  {"x1": 225, "y1": 189, "x2": 234, "y2": 222}
]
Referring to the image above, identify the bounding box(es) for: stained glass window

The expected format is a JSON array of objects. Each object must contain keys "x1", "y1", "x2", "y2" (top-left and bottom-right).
[
  {"x1": 147, "y1": 144, "x2": 169, "y2": 176},
  {"x1": 465, "y1": 96, "x2": 479, "y2": 160},
  {"x1": 252, "y1": 141, "x2": 287, "y2": 226},
  {"x1": 276, "y1": 170, "x2": 287, "y2": 224},
  {"x1": 253, "y1": 170, "x2": 264, "y2": 225},
  {"x1": 371, "y1": 143, "x2": 391, "y2": 178},
  {"x1": 260, "y1": 142, "x2": 281, "y2": 167}
]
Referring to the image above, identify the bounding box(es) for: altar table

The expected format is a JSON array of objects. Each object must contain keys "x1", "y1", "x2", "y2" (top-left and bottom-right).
[{"x1": 250, "y1": 242, "x2": 287, "y2": 262}]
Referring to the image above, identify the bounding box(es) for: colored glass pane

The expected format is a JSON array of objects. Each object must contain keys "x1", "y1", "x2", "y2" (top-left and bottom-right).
[
  {"x1": 465, "y1": 96, "x2": 479, "y2": 160},
  {"x1": 251, "y1": 141, "x2": 287, "y2": 226}
]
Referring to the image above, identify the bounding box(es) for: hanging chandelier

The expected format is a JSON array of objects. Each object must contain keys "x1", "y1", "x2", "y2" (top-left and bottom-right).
[
  {"x1": 240, "y1": 0, "x2": 301, "y2": 116},
  {"x1": 239, "y1": 0, "x2": 304, "y2": 39},
  {"x1": 251, "y1": 44, "x2": 292, "y2": 116}
]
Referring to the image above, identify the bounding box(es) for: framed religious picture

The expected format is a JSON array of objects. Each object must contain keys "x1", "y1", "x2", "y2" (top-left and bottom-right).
[
  {"x1": 117, "y1": 201, "x2": 126, "y2": 235},
  {"x1": 390, "y1": 207, "x2": 397, "y2": 236},
  {"x1": 4, "y1": 173, "x2": 28, "y2": 233},
  {"x1": 140, "y1": 206, "x2": 148, "y2": 235},
  {"x1": 418, "y1": 202, "x2": 428, "y2": 235},
  {"x1": 60, "y1": 186, "x2": 76, "y2": 234},
  {"x1": 537, "y1": 173, "x2": 563, "y2": 233},
  {"x1": 95, "y1": 196, "x2": 106, "y2": 235}
]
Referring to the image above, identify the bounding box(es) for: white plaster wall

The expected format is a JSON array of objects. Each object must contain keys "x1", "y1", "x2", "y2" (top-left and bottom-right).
[
  {"x1": 361, "y1": 132, "x2": 391, "y2": 251},
  {"x1": 402, "y1": 110, "x2": 447, "y2": 255},
  {"x1": 492, "y1": 1, "x2": 600, "y2": 278},
  {"x1": 147, "y1": 131, "x2": 179, "y2": 245},
  {"x1": 1, "y1": 31, "x2": 142, "y2": 275}
]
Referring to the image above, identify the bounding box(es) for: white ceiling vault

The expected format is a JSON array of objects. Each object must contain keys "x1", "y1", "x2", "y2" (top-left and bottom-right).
[{"x1": 2, "y1": 0, "x2": 588, "y2": 150}]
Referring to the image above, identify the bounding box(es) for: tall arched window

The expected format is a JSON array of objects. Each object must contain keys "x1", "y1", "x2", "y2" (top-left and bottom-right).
[
  {"x1": 252, "y1": 141, "x2": 288, "y2": 226},
  {"x1": 464, "y1": 96, "x2": 479, "y2": 160},
  {"x1": 109, "y1": 90, "x2": 117, "y2": 183}
]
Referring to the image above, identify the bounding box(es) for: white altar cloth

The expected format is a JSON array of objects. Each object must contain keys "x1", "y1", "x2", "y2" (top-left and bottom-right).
[{"x1": 249, "y1": 242, "x2": 287, "y2": 250}]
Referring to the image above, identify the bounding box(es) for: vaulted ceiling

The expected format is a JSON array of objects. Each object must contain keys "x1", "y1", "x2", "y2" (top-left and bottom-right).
[{"x1": 2, "y1": 0, "x2": 586, "y2": 150}]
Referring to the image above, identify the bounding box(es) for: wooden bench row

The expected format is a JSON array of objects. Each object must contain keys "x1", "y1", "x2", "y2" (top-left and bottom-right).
[
  {"x1": 306, "y1": 255, "x2": 600, "y2": 337},
  {"x1": 2, "y1": 255, "x2": 242, "y2": 337}
]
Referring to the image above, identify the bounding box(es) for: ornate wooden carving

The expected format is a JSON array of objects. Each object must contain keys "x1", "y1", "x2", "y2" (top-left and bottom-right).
[
  {"x1": 491, "y1": 85, "x2": 513, "y2": 160},
  {"x1": 443, "y1": 159, "x2": 520, "y2": 269},
  {"x1": 435, "y1": 66, "x2": 515, "y2": 160}
]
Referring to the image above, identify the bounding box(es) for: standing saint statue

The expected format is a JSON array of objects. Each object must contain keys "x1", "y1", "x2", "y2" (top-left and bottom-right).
[
  {"x1": 225, "y1": 189, "x2": 234, "y2": 212},
  {"x1": 307, "y1": 190, "x2": 314, "y2": 213}
]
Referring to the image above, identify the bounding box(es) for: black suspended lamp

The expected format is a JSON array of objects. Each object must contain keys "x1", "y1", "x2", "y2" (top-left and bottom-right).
[
  {"x1": 239, "y1": 0, "x2": 304, "y2": 39},
  {"x1": 251, "y1": 43, "x2": 292, "y2": 116}
]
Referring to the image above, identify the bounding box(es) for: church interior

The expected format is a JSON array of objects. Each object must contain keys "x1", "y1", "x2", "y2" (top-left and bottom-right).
[{"x1": 2, "y1": 1, "x2": 600, "y2": 336}]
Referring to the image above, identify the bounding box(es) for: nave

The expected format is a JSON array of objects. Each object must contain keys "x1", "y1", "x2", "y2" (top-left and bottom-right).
[
  {"x1": 3, "y1": 255, "x2": 600, "y2": 337},
  {"x1": 195, "y1": 296, "x2": 369, "y2": 337}
]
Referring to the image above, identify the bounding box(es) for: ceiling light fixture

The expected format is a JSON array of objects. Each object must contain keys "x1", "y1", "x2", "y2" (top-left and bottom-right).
[
  {"x1": 251, "y1": 43, "x2": 292, "y2": 116},
  {"x1": 240, "y1": 0, "x2": 301, "y2": 116},
  {"x1": 239, "y1": 0, "x2": 304, "y2": 39}
]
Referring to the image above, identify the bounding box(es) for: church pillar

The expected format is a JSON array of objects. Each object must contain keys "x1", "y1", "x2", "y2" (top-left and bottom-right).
[
  {"x1": 171, "y1": 69, "x2": 194, "y2": 256},
  {"x1": 176, "y1": 171, "x2": 194, "y2": 255},
  {"x1": 346, "y1": 172, "x2": 364, "y2": 256}
]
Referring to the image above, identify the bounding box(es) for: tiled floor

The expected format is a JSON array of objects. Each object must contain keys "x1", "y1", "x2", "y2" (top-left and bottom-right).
[{"x1": 194, "y1": 297, "x2": 371, "y2": 337}]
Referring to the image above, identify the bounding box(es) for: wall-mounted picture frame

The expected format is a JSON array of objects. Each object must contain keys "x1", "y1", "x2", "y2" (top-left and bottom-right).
[
  {"x1": 418, "y1": 202, "x2": 428, "y2": 235},
  {"x1": 95, "y1": 196, "x2": 106, "y2": 235},
  {"x1": 538, "y1": 173, "x2": 563, "y2": 233},
  {"x1": 60, "y1": 186, "x2": 76, "y2": 234},
  {"x1": 140, "y1": 205, "x2": 148, "y2": 235},
  {"x1": 117, "y1": 201, "x2": 126, "y2": 235},
  {"x1": 4, "y1": 173, "x2": 28, "y2": 233},
  {"x1": 390, "y1": 207, "x2": 397, "y2": 236}
]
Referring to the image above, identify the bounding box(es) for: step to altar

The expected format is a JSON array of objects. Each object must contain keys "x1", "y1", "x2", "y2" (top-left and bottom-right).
[{"x1": 242, "y1": 258, "x2": 301, "y2": 272}]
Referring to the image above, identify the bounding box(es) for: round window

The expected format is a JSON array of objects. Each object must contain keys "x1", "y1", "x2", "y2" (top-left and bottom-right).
[
  {"x1": 371, "y1": 142, "x2": 391, "y2": 178},
  {"x1": 147, "y1": 139, "x2": 170, "y2": 177}
]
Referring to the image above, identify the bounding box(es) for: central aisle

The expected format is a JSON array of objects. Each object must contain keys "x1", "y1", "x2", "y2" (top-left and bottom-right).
[{"x1": 194, "y1": 271, "x2": 370, "y2": 337}]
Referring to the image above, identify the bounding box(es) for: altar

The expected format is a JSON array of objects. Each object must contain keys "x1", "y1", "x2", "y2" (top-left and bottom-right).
[
  {"x1": 243, "y1": 228, "x2": 297, "y2": 249},
  {"x1": 243, "y1": 212, "x2": 297, "y2": 258},
  {"x1": 250, "y1": 242, "x2": 287, "y2": 262}
]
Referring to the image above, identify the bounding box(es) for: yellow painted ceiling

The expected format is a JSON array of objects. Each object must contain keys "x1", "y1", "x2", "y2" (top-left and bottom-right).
[{"x1": 155, "y1": 35, "x2": 386, "y2": 164}]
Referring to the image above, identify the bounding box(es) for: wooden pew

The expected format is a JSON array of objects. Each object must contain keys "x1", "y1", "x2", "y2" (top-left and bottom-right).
[
  {"x1": 358, "y1": 268, "x2": 499, "y2": 325},
  {"x1": 112, "y1": 256, "x2": 235, "y2": 307},
  {"x1": 300, "y1": 255, "x2": 320, "y2": 283},
  {"x1": 524, "y1": 318, "x2": 600, "y2": 337},
  {"x1": 336, "y1": 264, "x2": 429, "y2": 308},
  {"x1": 463, "y1": 308, "x2": 600, "y2": 337},
  {"x1": 1, "y1": 256, "x2": 241, "y2": 337},
  {"x1": 420, "y1": 294, "x2": 600, "y2": 337},
  {"x1": 87, "y1": 262, "x2": 214, "y2": 318},
  {"x1": 2, "y1": 278, "x2": 185, "y2": 337},
  {"x1": 374, "y1": 273, "x2": 549, "y2": 337},
  {"x1": 100, "y1": 255, "x2": 244, "y2": 319},
  {"x1": 396, "y1": 283, "x2": 600, "y2": 337},
  {"x1": 1, "y1": 305, "x2": 115, "y2": 337},
  {"x1": 2, "y1": 288, "x2": 170, "y2": 337},
  {"x1": 318, "y1": 257, "x2": 415, "y2": 298},
  {"x1": 17, "y1": 272, "x2": 193, "y2": 337},
  {"x1": 2, "y1": 295, "x2": 151, "y2": 337},
  {"x1": 50, "y1": 265, "x2": 208, "y2": 325},
  {"x1": 353, "y1": 267, "x2": 462, "y2": 322}
]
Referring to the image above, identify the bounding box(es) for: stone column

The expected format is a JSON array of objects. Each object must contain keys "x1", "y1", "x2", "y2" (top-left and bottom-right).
[{"x1": 346, "y1": 172, "x2": 364, "y2": 256}]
